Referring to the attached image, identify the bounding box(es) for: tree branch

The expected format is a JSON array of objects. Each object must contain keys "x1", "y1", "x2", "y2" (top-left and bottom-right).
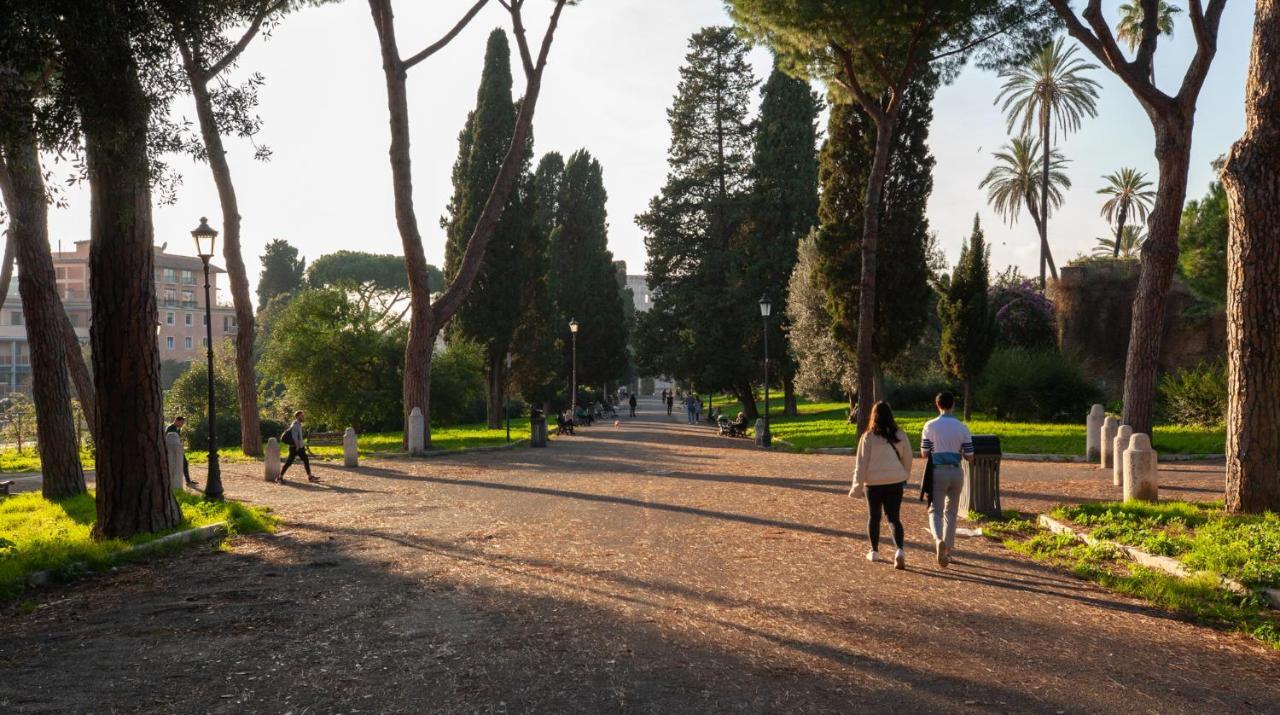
[
  {"x1": 204, "y1": 0, "x2": 289, "y2": 80},
  {"x1": 1049, "y1": 0, "x2": 1170, "y2": 109},
  {"x1": 1177, "y1": 0, "x2": 1227, "y2": 106},
  {"x1": 829, "y1": 41, "x2": 884, "y2": 124},
  {"x1": 403, "y1": 0, "x2": 492, "y2": 71}
]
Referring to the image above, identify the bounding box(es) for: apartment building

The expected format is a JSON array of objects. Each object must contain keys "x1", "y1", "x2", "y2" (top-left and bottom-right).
[{"x1": 0, "y1": 241, "x2": 239, "y2": 396}]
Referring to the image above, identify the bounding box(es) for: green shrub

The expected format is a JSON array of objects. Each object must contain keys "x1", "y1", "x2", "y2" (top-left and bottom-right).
[
  {"x1": 430, "y1": 341, "x2": 488, "y2": 425},
  {"x1": 1159, "y1": 360, "x2": 1227, "y2": 427},
  {"x1": 164, "y1": 360, "x2": 242, "y2": 449},
  {"x1": 978, "y1": 347, "x2": 1100, "y2": 421},
  {"x1": 885, "y1": 375, "x2": 955, "y2": 411}
]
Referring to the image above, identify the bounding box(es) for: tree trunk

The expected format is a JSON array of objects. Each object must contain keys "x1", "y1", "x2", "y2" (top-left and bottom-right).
[
  {"x1": 184, "y1": 62, "x2": 262, "y2": 457},
  {"x1": 1121, "y1": 117, "x2": 1193, "y2": 435},
  {"x1": 0, "y1": 126, "x2": 85, "y2": 499},
  {"x1": 847, "y1": 390, "x2": 857, "y2": 424},
  {"x1": 782, "y1": 374, "x2": 798, "y2": 417},
  {"x1": 57, "y1": 7, "x2": 179, "y2": 537},
  {"x1": 61, "y1": 317, "x2": 97, "y2": 444},
  {"x1": 1114, "y1": 201, "x2": 1129, "y2": 258},
  {"x1": 735, "y1": 381, "x2": 759, "y2": 421},
  {"x1": 1222, "y1": 0, "x2": 1280, "y2": 514},
  {"x1": 0, "y1": 228, "x2": 14, "y2": 311},
  {"x1": 855, "y1": 121, "x2": 895, "y2": 435},
  {"x1": 963, "y1": 379, "x2": 973, "y2": 422},
  {"x1": 1039, "y1": 115, "x2": 1059, "y2": 284}
]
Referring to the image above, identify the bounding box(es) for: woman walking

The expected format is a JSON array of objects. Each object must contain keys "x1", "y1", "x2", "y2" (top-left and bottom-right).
[{"x1": 850, "y1": 401, "x2": 912, "y2": 569}]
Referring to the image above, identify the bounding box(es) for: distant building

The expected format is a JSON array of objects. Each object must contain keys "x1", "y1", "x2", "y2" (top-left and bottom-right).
[
  {"x1": 626, "y1": 274, "x2": 652, "y2": 313},
  {"x1": 0, "y1": 241, "x2": 238, "y2": 396}
]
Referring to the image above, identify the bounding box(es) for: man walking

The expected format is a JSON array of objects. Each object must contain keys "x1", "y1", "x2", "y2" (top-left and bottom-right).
[
  {"x1": 165, "y1": 416, "x2": 197, "y2": 486},
  {"x1": 279, "y1": 410, "x2": 319, "y2": 483},
  {"x1": 920, "y1": 392, "x2": 973, "y2": 568},
  {"x1": 684, "y1": 393, "x2": 698, "y2": 424},
  {"x1": 628, "y1": 392, "x2": 637, "y2": 418},
  {"x1": 665, "y1": 390, "x2": 674, "y2": 416}
]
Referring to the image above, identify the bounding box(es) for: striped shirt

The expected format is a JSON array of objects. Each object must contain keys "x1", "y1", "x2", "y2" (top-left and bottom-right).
[{"x1": 921, "y1": 413, "x2": 973, "y2": 467}]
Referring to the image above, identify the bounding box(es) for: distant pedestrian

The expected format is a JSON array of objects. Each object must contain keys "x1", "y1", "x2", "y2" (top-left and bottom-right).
[
  {"x1": 665, "y1": 391, "x2": 674, "y2": 416},
  {"x1": 684, "y1": 394, "x2": 698, "y2": 424},
  {"x1": 921, "y1": 392, "x2": 973, "y2": 568},
  {"x1": 165, "y1": 416, "x2": 197, "y2": 486},
  {"x1": 628, "y1": 392, "x2": 637, "y2": 417},
  {"x1": 279, "y1": 410, "x2": 318, "y2": 483},
  {"x1": 695, "y1": 397, "x2": 703, "y2": 423},
  {"x1": 850, "y1": 401, "x2": 911, "y2": 570}
]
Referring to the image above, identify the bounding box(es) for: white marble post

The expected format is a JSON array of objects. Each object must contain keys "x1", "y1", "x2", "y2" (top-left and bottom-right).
[
  {"x1": 1100, "y1": 416, "x2": 1119, "y2": 470},
  {"x1": 1085, "y1": 404, "x2": 1105, "y2": 462},
  {"x1": 343, "y1": 427, "x2": 359, "y2": 468},
  {"x1": 408, "y1": 407, "x2": 426, "y2": 456},
  {"x1": 264, "y1": 437, "x2": 281, "y2": 482},
  {"x1": 1112, "y1": 424, "x2": 1133, "y2": 487},
  {"x1": 164, "y1": 431, "x2": 184, "y2": 490},
  {"x1": 1123, "y1": 433, "x2": 1159, "y2": 501}
]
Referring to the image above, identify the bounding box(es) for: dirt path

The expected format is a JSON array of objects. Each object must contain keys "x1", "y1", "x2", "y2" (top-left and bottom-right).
[{"x1": 2, "y1": 398, "x2": 1275, "y2": 713}]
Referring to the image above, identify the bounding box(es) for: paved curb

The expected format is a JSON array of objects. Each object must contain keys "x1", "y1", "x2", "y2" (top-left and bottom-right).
[
  {"x1": 1036, "y1": 514, "x2": 1280, "y2": 609},
  {"x1": 795, "y1": 447, "x2": 1223, "y2": 463},
  {"x1": 26, "y1": 521, "x2": 229, "y2": 588}
]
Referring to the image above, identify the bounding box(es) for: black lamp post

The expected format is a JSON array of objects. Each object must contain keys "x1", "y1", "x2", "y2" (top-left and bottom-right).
[
  {"x1": 759, "y1": 294, "x2": 772, "y2": 447},
  {"x1": 569, "y1": 319, "x2": 579, "y2": 414},
  {"x1": 191, "y1": 217, "x2": 223, "y2": 500}
]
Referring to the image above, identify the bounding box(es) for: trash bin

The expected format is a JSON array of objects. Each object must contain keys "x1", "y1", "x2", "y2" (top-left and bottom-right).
[
  {"x1": 754, "y1": 418, "x2": 772, "y2": 448},
  {"x1": 530, "y1": 409, "x2": 548, "y2": 448},
  {"x1": 961, "y1": 435, "x2": 1001, "y2": 518}
]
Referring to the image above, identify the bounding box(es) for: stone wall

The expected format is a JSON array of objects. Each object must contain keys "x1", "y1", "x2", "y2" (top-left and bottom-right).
[{"x1": 1048, "y1": 260, "x2": 1226, "y2": 398}]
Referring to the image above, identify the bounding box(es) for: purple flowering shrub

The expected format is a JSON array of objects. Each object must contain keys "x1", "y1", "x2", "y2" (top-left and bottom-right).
[{"x1": 990, "y1": 279, "x2": 1056, "y2": 350}]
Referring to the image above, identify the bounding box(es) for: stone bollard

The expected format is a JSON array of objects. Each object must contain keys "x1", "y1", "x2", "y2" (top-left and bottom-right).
[
  {"x1": 264, "y1": 437, "x2": 281, "y2": 482},
  {"x1": 1100, "y1": 416, "x2": 1118, "y2": 470},
  {"x1": 1085, "y1": 404, "x2": 1105, "y2": 461},
  {"x1": 1112, "y1": 424, "x2": 1133, "y2": 487},
  {"x1": 164, "y1": 431, "x2": 184, "y2": 490},
  {"x1": 343, "y1": 427, "x2": 358, "y2": 468},
  {"x1": 408, "y1": 407, "x2": 426, "y2": 456},
  {"x1": 1123, "y1": 433, "x2": 1159, "y2": 502}
]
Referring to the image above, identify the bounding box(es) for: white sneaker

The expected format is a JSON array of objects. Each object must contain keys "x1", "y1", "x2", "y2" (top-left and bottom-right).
[
  {"x1": 894, "y1": 549, "x2": 906, "y2": 570},
  {"x1": 866, "y1": 549, "x2": 879, "y2": 563}
]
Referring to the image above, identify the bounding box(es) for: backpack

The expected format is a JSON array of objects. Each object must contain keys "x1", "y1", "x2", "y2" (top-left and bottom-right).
[{"x1": 280, "y1": 427, "x2": 294, "y2": 446}]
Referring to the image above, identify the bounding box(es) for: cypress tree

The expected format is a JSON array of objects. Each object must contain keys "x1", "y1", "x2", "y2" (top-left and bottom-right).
[
  {"x1": 742, "y1": 62, "x2": 821, "y2": 416},
  {"x1": 638, "y1": 27, "x2": 759, "y2": 415},
  {"x1": 938, "y1": 215, "x2": 995, "y2": 421},
  {"x1": 815, "y1": 78, "x2": 936, "y2": 412},
  {"x1": 442, "y1": 28, "x2": 534, "y2": 427},
  {"x1": 509, "y1": 152, "x2": 565, "y2": 408}
]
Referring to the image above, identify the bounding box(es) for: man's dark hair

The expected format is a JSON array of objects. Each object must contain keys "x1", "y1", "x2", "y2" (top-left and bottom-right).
[
  {"x1": 935, "y1": 392, "x2": 955, "y2": 411},
  {"x1": 173, "y1": 416, "x2": 186, "y2": 423}
]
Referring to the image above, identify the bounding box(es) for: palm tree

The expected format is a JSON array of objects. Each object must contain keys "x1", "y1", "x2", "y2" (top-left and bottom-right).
[
  {"x1": 980, "y1": 137, "x2": 1071, "y2": 279},
  {"x1": 1116, "y1": 1, "x2": 1181, "y2": 82},
  {"x1": 1093, "y1": 225, "x2": 1146, "y2": 258},
  {"x1": 996, "y1": 37, "x2": 1101, "y2": 286},
  {"x1": 1097, "y1": 168, "x2": 1156, "y2": 258}
]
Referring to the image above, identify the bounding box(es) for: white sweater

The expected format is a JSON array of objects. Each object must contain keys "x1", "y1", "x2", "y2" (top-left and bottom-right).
[{"x1": 851, "y1": 429, "x2": 912, "y2": 490}]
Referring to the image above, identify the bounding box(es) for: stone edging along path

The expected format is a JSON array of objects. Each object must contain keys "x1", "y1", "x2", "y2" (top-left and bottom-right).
[
  {"x1": 791, "y1": 443, "x2": 1224, "y2": 463},
  {"x1": 1038, "y1": 513, "x2": 1280, "y2": 610},
  {"x1": 26, "y1": 521, "x2": 229, "y2": 588},
  {"x1": 377, "y1": 438, "x2": 531, "y2": 461}
]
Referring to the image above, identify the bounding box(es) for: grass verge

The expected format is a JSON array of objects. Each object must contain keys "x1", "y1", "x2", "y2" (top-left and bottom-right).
[
  {"x1": 979, "y1": 513, "x2": 1280, "y2": 649},
  {"x1": 0, "y1": 490, "x2": 275, "y2": 600}
]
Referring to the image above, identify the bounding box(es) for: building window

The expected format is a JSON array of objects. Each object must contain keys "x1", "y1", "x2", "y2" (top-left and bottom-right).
[
  {"x1": 185, "y1": 313, "x2": 193, "y2": 326},
  {"x1": 203, "y1": 314, "x2": 208, "y2": 326},
  {"x1": 184, "y1": 337, "x2": 193, "y2": 350},
  {"x1": 163, "y1": 268, "x2": 177, "y2": 283},
  {"x1": 166, "y1": 336, "x2": 175, "y2": 351},
  {"x1": 10, "y1": 312, "x2": 21, "y2": 326},
  {"x1": 164, "y1": 288, "x2": 176, "y2": 304},
  {"x1": 181, "y1": 270, "x2": 196, "y2": 285},
  {"x1": 202, "y1": 337, "x2": 208, "y2": 348},
  {"x1": 181, "y1": 290, "x2": 194, "y2": 306},
  {"x1": 166, "y1": 312, "x2": 175, "y2": 325}
]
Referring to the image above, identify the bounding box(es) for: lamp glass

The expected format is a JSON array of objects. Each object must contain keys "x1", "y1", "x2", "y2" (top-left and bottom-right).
[
  {"x1": 191, "y1": 217, "x2": 218, "y2": 258},
  {"x1": 569, "y1": 319, "x2": 579, "y2": 334},
  {"x1": 758, "y1": 295, "x2": 772, "y2": 318}
]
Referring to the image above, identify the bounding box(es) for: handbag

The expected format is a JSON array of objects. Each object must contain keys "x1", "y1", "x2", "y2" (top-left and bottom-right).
[{"x1": 919, "y1": 459, "x2": 935, "y2": 505}]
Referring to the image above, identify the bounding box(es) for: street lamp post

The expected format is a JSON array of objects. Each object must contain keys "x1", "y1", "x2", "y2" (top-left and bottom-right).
[
  {"x1": 191, "y1": 217, "x2": 223, "y2": 500},
  {"x1": 505, "y1": 352, "x2": 513, "y2": 444},
  {"x1": 758, "y1": 295, "x2": 772, "y2": 448},
  {"x1": 569, "y1": 319, "x2": 579, "y2": 415}
]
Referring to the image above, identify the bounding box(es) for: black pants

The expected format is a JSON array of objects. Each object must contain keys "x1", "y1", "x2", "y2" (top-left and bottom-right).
[
  {"x1": 630, "y1": 404, "x2": 636, "y2": 417},
  {"x1": 666, "y1": 401, "x2": 673, "y2": 415},
  {"x1": 281, "y1": 444, "x2": 311, "y2": 478},
  {"x1": 182, "y1": 456, "x2": 191, "y2": 482},
  {"x1": 865, "y1": 482, "x2": 905, "y2": 551}
]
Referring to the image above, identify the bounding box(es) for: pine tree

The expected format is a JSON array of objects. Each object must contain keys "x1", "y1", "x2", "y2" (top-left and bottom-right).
[
  {"x1": 552, "y1": 150, "x2": 629, "y2": 392},
  {"x1": 442, "y1": 29, "x2": 534, "y2": 427},
  {"x1": 742, "y1": 62, "x2": 820, "y2": 416},
  {"x1": 815, "y1": 78, "x2": 936, "y2": 410},
  {"x1": 938, "y1": 215, "x2": 995, "y2": 421},
  {"x1": 257, "y1": 239, "x2": 305, "y2": 310},
  {"x1": 638, "y1": 27, "x2": 759, "y2": 415}
]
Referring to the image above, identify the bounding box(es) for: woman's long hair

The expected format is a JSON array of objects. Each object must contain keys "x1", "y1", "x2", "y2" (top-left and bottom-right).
[{"x1": 866, "y1": 401, "x2": 900, "y2": 445}]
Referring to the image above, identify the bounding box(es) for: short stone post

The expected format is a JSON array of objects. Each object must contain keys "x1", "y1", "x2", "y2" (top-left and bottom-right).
[
  {"x1": 1112, "y1": 424, "x2": 1132, "y2": 487},
  {"x1": 1100, "y1": 415, "x2": 1118, "y2": 470},
  {"x1": 264, "y1": 437, "x2": 281, "y2": 482},
  {"x1": 1085, "y1": 404, "x2": 1105, "y2": 461},
  {"x1": 408, "y1": 407, "x2": 426, "y2": 456},
  {"x1": 1123, "y1": 433, "x2": 1159, "y2": 502},
  {"x1": 164, "y1": 431, "x2": 184, "y2": 490},
  {"x1": 343, "y1": 427, "x2": 359, "y2": 468}
]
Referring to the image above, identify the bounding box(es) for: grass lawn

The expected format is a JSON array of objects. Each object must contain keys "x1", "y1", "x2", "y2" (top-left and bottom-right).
[
  {"x1": 0, "y1": 490, "x2": 275, "y2": 600},
  {"x1": 1, "y1": 419, "x2": 536, "y2": 473},
  {"x1": 979, "y1": 510, "x2": 1280, "y2": 649},
  {"x1": 754, "y1": 401, "x2": 1225, "y2": 455}
]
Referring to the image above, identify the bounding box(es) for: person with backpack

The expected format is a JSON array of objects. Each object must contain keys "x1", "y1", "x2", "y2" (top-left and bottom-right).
[
  {"x1": 849, "y1": 401, "x2": 912, "y2": 570},
  {"x1": 920, "y1": 391, "x2": 973, "y2": 567},
  {"x1": 279, "y1": 410, "x2": 318, "y2": 483}
]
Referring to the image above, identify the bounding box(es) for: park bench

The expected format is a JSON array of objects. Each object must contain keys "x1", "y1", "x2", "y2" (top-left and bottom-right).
[{"x1": 0, "y1": 479, "x2": 14, "y2": 497}]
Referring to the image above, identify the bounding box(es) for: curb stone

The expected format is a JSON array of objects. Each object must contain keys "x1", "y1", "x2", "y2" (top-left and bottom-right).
[
  {"x1": 26, "y1": 521, "x2": 229, "y2": 588},
  {"x1": 796, "y1": 448, "x2": 1223, "y2": 463},
  {"x1": 1036, "y1": 514, "x2": 1279, "y2": 608}
]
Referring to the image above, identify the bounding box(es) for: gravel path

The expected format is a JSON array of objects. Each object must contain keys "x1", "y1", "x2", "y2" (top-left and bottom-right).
[{"x1": 1, "y1": 398, "x2": 1274, "y2": 713}]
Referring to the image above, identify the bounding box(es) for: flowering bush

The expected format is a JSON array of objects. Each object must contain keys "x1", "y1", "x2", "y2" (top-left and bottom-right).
[{"x1": 990, "y1": 279, "x2": 1056, "y2": 349}]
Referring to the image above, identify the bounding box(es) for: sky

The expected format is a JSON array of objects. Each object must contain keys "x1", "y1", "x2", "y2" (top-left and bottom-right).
[{"x1": 38, "y1": 1, "x2": 1255, "y2": 304}]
